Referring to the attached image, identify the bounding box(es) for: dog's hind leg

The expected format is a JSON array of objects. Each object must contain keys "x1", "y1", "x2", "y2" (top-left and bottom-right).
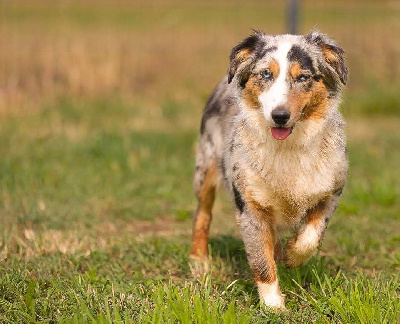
[
  {"x1": 284, "y1": 194, "x2": 341, "y2": 268},
  {"x1": 189, "y1": 157, "x2": 218, "y2": 260}
]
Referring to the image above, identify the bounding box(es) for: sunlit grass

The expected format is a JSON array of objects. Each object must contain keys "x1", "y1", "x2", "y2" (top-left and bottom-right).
[{"x1": 0, "y1": 98, "x2": 399, "y2": 322}]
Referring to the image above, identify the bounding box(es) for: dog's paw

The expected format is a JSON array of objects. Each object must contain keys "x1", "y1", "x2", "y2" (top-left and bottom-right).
[
  {"x1": 257, "y1": 281, "x2": 286, "y2": 311},
  {"x1": 188, "y1": 255, "x2": 210, "y2": 278},
  {"x1": 284, "y1": 244, "x2": 312, "y2": 268},
  {"x1": 284, "y1": 247, "x2": 314, "y2": 269},
  {"x1": 261, "y1": 294, "x2": 286, "y2": 311},
  {"x1": 284, "y1": 229, "x2": 319, "y2": 268}
]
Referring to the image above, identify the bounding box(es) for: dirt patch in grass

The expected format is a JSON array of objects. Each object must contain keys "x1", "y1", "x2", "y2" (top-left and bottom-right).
[{"x1": 97, "y1": 218, "x2": 192, "y2": 237}]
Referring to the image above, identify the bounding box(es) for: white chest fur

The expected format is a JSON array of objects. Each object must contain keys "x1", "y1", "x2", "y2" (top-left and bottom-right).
[
  {"x1": 237, "y1": 119, "x2": 343, "y2": 230},
  {"x1": 260, "y1": 141, "x2": 335, "y2": 201}
]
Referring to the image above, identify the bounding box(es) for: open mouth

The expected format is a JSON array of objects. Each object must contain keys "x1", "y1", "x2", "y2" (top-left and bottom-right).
[{"x1": 270, "y1": 127, "x2": 293, "y2": 140}]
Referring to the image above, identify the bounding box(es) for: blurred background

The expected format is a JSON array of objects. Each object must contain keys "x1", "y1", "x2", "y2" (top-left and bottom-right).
[
  {"x1": 1, "y1": 0, "x2": 399, "y2": 117},
  {"x1": 0, "y1": 0, "x2": 399, "y2": 228}
]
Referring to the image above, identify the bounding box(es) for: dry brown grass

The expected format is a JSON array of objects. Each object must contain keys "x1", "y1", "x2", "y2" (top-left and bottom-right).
[
  {"x1": 0, "y1": 217, "x2": 192, "y2": 260},
  {"x1": 0, "y1": 0, "x2": 399, "y2": 115}
]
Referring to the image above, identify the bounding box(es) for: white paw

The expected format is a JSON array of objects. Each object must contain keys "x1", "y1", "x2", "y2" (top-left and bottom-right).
[
  {"x1": 257, "y1": 280, "x2": 286, "y2": 310},
  {"x1": 188, "y1": 257, "x2": 210, "y2": 279},
  {"x1": 285, "y1": 225, "x2": 320, "y2": 268},
  {"x1": 262, "y1": 293, "x2": 286, "y2": 309},
  {"x1": 294, "y1": 226, "x2": 319, "y2": 254}
]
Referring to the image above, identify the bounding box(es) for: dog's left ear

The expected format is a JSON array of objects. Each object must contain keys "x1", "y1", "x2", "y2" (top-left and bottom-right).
[
  {"x1": 305, "y1": 31, "x2": 348, "y2": 87},
  {"x1": 228, "y1": 31, "x2": 265, "y2": 85}
]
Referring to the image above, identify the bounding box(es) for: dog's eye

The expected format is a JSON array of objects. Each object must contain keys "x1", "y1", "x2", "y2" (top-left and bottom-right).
[
  {"x1": 296, "y1": 74, "x2": 311, "y2": 82},
  {"x1": 260, "y1": 70, "x2": 273, "y2": 81}
]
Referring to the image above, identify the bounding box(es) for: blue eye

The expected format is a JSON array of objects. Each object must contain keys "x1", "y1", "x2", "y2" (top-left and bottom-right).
[
  {"x1": 261, "y1": 70, "x2": 273, "y2": 81},
  {"x1": 296, "y1": 74, "x2": 311, "y2": 82}
]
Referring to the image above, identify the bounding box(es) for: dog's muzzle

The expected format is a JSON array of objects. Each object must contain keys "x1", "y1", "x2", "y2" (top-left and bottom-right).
[{"x1": 270, "y1": 107, "x2": 293, "y2": 140}]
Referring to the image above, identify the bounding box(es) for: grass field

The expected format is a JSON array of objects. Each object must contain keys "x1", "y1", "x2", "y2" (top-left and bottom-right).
[{"x1": 0, "y1": 1, "x2": 399, "y2": 323}]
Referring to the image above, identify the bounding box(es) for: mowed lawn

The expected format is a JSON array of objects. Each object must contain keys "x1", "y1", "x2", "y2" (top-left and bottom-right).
[{"x1": 1, "y1": 1, "x2": 400, "y2": 323}]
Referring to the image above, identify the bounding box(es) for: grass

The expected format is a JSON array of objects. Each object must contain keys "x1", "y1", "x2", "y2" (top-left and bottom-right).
[
  {"x1": 0, "y1": 1, "x2": 399, "y2": 323},
  {"x1": 0, "y1": 99, "x2": 399, "y2": 323}
]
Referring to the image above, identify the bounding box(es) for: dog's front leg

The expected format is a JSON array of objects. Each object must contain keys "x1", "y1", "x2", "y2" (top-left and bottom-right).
[
  {"x1": 284, "y1": 194, "x2": 340, "y2": 268},
  {"x1": 236, "y1": 207, "x2": 285, "y2": 309}
]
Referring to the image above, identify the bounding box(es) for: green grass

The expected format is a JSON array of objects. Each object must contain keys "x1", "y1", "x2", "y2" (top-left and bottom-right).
[
  {"x1": 0, "y1": 99, "x2": 196, "y2": 228},
  {"x1": 0, "y1": 98, "x2": 399, "y2": 323}
]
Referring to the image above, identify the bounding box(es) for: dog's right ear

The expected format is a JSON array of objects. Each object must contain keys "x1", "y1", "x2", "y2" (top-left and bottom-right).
[
  {"x1": 305, "y1": 31, "x2": 348, "y2": 89},
  {"x1": 228, "y1": 31, "x2": 264, "y2": 84}
]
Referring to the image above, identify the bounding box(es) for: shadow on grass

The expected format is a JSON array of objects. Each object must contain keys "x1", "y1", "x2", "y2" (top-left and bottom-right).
[
  {"x1": 209, "y1": 235, "x2": 249, "y2": 274},
  {"x1": 209, "y1": 235, "x2": 337, "y2": 292},
  {"x1": 208, "y1": 235, "x2": 257, "y2": 299}
]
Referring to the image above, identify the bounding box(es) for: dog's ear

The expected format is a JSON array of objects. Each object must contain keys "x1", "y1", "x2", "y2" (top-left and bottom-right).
[
  {"x1": 228, "y1": 31, "x2": 265, "y2": 85},
  {"x1": 305, "y1": 31, "x2": 348, "y2": 88}
]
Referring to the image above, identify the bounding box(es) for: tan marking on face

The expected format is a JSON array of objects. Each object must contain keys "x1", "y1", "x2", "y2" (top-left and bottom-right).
[
  {"x1": 242, "y1": 76, "x2": 263, "y2": 109},
  {"x1": 190, "y1": 163, "x2": 217, "y2": 259},
  {"x1": 289, "y1": 61, "x2": 303, "y2": 80},
  {"x1": 242, "y1": 59, "x2": 280, "y2": 110},
  {"x1": 285, "y1": 61, "x2": 331, "y2": 121},
  {"x1": 269, "y1": 59, "x2": 280, "y2": 78},
  {"x1": 300, "y1": 79, "x2": 330, "y2": 121},
  {"x1": 287, "y1": 89, "x2": 313, "y2": 121}
]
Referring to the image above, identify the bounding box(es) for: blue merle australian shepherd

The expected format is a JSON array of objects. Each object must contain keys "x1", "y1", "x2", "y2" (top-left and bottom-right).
[{"x1": 190, "y1": 30, "x2": 348, "y2": 309}]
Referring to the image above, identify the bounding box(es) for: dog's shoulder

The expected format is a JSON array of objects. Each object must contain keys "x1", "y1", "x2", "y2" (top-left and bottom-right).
[{"x1": 200, "y1": 77, "x2": 238, "y2": 134}]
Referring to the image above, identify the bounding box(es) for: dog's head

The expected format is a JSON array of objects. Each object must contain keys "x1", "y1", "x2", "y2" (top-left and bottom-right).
[{"x1": 228, "y1": 30, "x2": 348, "y2": 140}]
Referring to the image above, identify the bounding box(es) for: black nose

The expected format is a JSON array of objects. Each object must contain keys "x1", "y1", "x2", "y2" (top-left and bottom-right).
[{"x1": 271, "y1": 108, "x2": 291, "y2": 125}]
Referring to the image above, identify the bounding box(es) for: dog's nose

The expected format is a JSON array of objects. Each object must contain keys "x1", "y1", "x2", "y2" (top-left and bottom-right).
[{"x1": 271, "y1": 108, "x2": 291, "y2": 125}]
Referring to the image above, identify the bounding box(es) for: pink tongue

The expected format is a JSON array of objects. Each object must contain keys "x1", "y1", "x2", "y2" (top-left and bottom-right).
[{"x1": 271, "y1": 127, "x2": 292, "y2": 140}]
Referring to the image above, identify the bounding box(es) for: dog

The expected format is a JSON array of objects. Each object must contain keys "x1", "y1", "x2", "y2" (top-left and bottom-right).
[{"x1": 189, "y1": 30, "x2": 348, "y2": 309}]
